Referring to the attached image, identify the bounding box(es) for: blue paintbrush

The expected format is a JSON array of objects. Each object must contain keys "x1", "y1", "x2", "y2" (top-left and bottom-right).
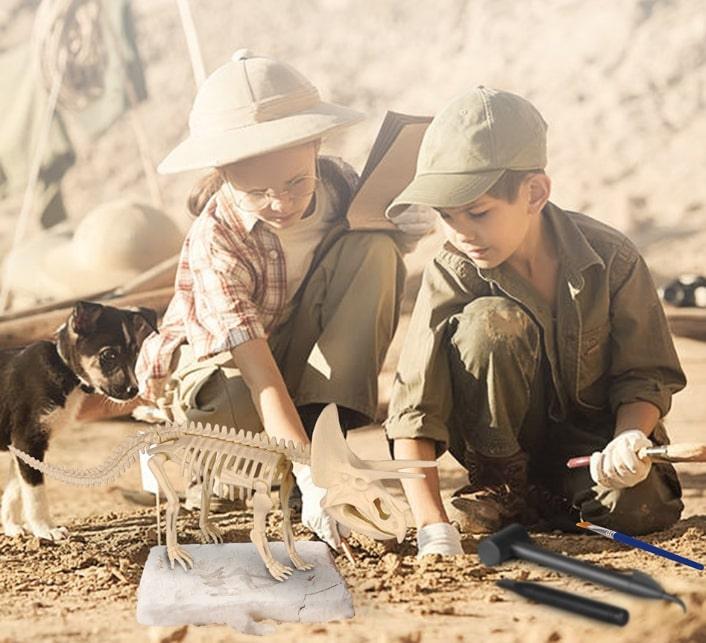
[{"x1": 577, "y1": 521, "x2": 703, "y2": 571}]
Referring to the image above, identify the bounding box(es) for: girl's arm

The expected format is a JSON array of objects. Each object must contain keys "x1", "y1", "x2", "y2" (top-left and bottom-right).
[
  {"x1": 232, "y1": 337, "x2": 346, "y2": 549},
  {"x1": 230, "y1": 338, "x2": 310, "y2": 444}
]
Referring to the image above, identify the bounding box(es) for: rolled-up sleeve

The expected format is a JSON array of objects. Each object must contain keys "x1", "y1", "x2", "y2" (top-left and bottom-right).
[
  {"x1": 188, "y1": 219, "x2": 266, "y2": 359},
  {"x1": 385, "y1": 255, "x2": 472, "y2": 453},
  {"x1": 608, "y1": 242, "x2": 686, "y2": 416}
]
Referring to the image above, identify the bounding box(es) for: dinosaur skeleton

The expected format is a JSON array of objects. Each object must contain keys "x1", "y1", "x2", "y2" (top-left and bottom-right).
[{"x1": 10, "y1": 404, "x2": 434, "y2": 581}]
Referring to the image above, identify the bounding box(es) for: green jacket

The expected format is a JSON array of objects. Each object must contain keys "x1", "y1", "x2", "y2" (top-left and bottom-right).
[{"x1": 385, "y1": 201, "x2": 686, "y2": 449}]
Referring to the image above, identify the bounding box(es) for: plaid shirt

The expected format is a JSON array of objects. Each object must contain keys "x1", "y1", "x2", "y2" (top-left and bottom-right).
[{"x1": 136, "y1": 157, "x2": 356, "y2": 398}]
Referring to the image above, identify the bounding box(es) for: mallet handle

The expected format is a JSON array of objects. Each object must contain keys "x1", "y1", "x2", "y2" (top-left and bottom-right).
[{"x1": 511, "y1": 542, "x2": 668, "y2": 601}]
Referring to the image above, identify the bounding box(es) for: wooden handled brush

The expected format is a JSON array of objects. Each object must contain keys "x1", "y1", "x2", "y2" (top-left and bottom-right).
[{"x1": 566, "y1": 442, "x2": 706, "y2": 469}]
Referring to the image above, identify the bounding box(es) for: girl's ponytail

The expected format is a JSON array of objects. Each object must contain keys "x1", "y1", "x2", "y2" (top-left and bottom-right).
[{"x1": 187, "y1": 170, "x2": 223, "y2": 217}]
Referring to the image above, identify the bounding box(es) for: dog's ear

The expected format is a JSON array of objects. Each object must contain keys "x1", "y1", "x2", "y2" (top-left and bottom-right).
[
  {"x1": 70, "y1": 301, "x2": 104, "y2": 336},
  {"x1": 129, "y1": 307, "x2": 159, "y2": 345}
]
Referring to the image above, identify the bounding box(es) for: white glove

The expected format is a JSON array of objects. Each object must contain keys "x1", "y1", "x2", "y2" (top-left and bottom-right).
[
  {"x1": 416, "y1": 522, "x2": 463, "y2": 558},
  {"x1": 292, "y1": 463, "x2": 350, "y2": 550},
  {"x1": 589, "y1": 430, "x2": 652, "y2": 490}
]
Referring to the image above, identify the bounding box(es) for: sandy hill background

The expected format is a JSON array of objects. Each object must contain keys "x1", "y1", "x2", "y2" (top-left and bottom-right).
[{"x1": 2, "y1": 0, "x2": 706, "y2": 284}]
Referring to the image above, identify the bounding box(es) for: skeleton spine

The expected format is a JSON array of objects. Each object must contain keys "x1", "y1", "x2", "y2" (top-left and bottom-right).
[{"x1": 8, "y1": 421, "x2": 310, "y2": 488}]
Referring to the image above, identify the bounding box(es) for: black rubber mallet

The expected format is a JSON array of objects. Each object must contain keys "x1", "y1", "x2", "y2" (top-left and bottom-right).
[{"x1": 478, "y1": 523, "x2": 686, "y2": 611}]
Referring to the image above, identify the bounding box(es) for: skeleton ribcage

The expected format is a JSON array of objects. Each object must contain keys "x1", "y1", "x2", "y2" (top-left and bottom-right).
[{"x1": 180, "y1": 436, "x2": 287, "y2": 502}]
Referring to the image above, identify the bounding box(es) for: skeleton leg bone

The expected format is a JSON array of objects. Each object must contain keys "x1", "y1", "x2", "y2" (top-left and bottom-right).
[
  {"x1": 250, "y1": 479, "x2": 293, "y2": 581},
  {"x1": 198, "y1": 474, "x2": 223, "y2": 544},
  {"x1": 279, "y1": 465, "x2": 313, "y2": 571},
  {"x1": 148, "y1": 453, "x2": 193, "y2": 571}
]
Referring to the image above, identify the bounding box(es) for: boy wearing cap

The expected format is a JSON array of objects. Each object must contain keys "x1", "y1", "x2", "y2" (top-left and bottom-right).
[{"x1": 384, "y1": 87, "x2": 685, "y2": 556}]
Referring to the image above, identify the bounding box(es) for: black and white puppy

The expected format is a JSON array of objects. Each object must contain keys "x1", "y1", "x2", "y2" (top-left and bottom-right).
[{"x1": 0, "y1": 301, "x2": 157, "y2": 541}]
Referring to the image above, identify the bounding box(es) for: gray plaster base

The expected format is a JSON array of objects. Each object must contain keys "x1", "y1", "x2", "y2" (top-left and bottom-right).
[{"x1": 136, "y1": 542, "x2": 354, "y2": 635}]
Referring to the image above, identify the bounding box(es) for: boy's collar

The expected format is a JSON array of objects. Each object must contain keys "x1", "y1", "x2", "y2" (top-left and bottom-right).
[
  {"x1": 443, "y1": 202, "x2": 605, "y2": 293},
  {"x1": 479, "y1": 201, "x2": 604, "y2": 278},
  {"x1": 542, "y1": 201, "x2": 605, "y2": 275}
]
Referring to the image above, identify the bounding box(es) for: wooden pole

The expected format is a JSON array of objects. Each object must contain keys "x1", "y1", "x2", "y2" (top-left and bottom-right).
[
  {"x1": 176, "y1": 0, "x2": 207, "y2": 88},
  {"x1": 0, "y1": 255, "x2": 179, "y2": 323},
  {"x1": 102, "y1": 13, "x2": 164, "y2": 210}
]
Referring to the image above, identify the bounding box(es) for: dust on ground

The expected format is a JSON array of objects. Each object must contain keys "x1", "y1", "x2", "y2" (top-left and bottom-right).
[{"x1": 1, "y1": 503, "x2": 705, "y2": 643}]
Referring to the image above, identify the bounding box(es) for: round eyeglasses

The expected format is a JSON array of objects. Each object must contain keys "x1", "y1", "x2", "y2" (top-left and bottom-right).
[{"x1": 232, "y1": 175, "x2": 319, "y2": 212}]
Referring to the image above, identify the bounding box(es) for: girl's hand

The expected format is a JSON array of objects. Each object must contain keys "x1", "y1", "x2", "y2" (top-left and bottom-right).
[
  {"x1": 142, "y1": 376, "x2": 176, "y2": 409},
  {"x1": 293, "y1": 463, "x2": 350, "y2": 549},
  {"x1": 389, "y1": 204, "x2": 437, "y2": 235}
]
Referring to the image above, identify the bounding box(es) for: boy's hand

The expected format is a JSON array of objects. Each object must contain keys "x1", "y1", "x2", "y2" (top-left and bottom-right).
[
  {"x1": 589, "y1": 430, "x2": 652, "y2": 490},
  {"x1": 293, "y1": 463, "x2": 350, "y2": 550},
  {"x1": 416, "y1": 522, "x2": 463, "y2": 557}
]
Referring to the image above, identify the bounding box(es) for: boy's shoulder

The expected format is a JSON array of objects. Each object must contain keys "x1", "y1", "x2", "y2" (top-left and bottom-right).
[
  {"x1": 550, "y1": 203, "x2": 647, "y2": 294},
  {"x1": 555, "y1": 205, "x2": 639, "y2": 266}
]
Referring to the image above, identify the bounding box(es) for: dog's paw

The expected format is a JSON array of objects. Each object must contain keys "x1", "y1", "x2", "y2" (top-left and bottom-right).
[
  {"x1": 29, "y1": 524, "x2": 69, "y2": 542},
  {"x1": 2, "y1": 522, "x2": 26, "y2": 538}
]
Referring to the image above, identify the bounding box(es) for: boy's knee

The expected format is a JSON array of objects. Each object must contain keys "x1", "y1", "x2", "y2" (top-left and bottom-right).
[{"x1": 448, "y1": 297, "x2": 539, "y2": 364}]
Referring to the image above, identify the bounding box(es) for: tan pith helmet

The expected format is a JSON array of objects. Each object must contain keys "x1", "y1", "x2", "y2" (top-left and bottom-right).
[
  {"x1": 158, "y1": 49, "x2": 365, "y2": 174},
  {"x1": 387, "y1": 87, "x2": 547, "y2": 217},
  {"x1": 2, "y1": 199, "x2": 184, "y2": 305}
]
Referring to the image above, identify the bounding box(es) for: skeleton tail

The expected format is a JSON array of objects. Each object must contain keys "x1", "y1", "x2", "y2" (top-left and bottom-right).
[{"x1": 8, "y1": 427, "x2": 170, "y2": 487}]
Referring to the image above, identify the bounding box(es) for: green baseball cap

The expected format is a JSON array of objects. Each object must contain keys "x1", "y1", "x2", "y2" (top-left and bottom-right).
[{"x1": 386, "y1": 87, "x2": 547, "y2": 218}]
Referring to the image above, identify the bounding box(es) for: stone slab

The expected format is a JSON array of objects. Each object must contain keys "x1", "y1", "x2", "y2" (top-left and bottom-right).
[{"x1": 136, "y1": 541, "x2": 354, "y2": 635}]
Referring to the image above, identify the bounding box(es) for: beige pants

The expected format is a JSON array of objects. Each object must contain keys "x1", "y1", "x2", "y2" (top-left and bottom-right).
[{"x1": 166, "y1": 232, "x2": 406, "y2": 433}]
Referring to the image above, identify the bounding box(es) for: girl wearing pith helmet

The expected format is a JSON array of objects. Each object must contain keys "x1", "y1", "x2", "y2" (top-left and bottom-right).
[{"x1": 136, "y1": 50, "x2": 425, "y2": 550}]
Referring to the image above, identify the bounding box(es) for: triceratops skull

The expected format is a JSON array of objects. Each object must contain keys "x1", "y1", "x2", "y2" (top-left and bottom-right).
[{"x1": 311, "y1": 404, "x2": 437, "y2": 543}]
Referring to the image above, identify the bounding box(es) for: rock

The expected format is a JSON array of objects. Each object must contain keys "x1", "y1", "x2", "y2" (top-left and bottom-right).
[
  {"x1": 382, "y1": 553, "x2": 401, "y2": 575},
  {"x1": 358, "y1": 578, "x2": 384, "y2": 592},
  {"x1": 137, "y1": 542, "x2": 354, "y2": 635}
]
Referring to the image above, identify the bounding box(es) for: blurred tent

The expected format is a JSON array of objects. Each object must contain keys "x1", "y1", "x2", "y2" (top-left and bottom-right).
[
  {"x1": 0, "y1": 0, "x2": 163, "y2": 314},
  {"x1": 0, "y1": 0, "x2": 209, "y2": 334},
  {"x1": 0, "y1": 0, "x2": 147, "y2": 234}
]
